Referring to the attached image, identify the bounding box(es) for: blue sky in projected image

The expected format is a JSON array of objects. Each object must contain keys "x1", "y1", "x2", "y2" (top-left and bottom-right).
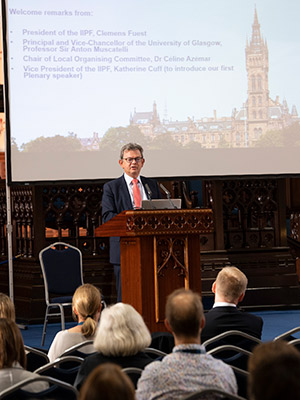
[{"x1": 6, "y1": 0, "x2": 300, "y2": 145}]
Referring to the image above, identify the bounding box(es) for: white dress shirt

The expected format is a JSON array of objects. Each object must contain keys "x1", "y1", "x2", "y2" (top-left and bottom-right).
[
  {"x1": 124, "y1": 173, "x2": 148, "y2": 208},
  {"x1": 213, "y1": 301, "x2": 237, "y2": 308}
]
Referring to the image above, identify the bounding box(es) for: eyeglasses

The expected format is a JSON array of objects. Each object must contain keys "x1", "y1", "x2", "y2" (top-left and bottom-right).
[{"x1": 123, "y1": 157, "x2": 143, "y2": 164}]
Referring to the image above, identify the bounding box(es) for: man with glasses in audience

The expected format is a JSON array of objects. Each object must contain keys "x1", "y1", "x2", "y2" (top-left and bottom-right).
[{"x1": 102, "y1": 143, "x2": 161, "y2": 302}]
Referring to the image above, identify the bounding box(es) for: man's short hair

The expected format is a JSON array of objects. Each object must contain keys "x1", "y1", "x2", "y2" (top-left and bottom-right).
[
  {"x1": 165, "y1": 288, "x2": 203, "y2": 338},
  {"x1": 248, "y1": 340, "x2": 300, "y2": 400},
  {"x1": 120, "y1": 143, "x2": 144, "y2": 160},
  {"x1": 215, "y1": 266, "x2": 248, "y2": 303}
]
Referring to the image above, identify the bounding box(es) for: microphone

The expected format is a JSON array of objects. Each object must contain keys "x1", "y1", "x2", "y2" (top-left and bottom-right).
[
  {"x1": 159, "y1": 183, "x2": 171, "y2": 199},
  {"x1": 159, "y1": 183, "x2": 178, "y2": 209},
  {"x1": 145, "y1": 183, "x2": 152, "y2": 201}
]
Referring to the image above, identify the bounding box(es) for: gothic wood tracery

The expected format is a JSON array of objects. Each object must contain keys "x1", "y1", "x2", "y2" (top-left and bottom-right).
[
  {"x1": 154, "y1": 235, "x2": 189, "y2": 323},
  {"x1": 204, "y1": 179, "x2": 284, "y2": 250}
]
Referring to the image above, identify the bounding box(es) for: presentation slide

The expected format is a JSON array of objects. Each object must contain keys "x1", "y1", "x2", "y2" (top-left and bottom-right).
[{"x1": 1, "y1": 0, "x2": 300, "y2": 183}]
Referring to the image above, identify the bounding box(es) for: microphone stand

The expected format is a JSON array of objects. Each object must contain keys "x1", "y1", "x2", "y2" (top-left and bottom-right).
[
  {"x1": 159, "y1": 184, "x2": 178, "y2": 209},
  {"x1": 145, "y1": 183, "x2": 156, "y2": 209}
]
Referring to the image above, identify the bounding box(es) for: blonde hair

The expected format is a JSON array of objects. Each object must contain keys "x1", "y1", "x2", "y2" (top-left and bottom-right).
[
  {"x1": 215, "y1": 266, "x2": 248, "y2": 303},
  {"x1": 79, "y1": 363, "x2": 135, "y2": 400},
  {"x1": 0, "y1": 318, "x2": 26, "y2": 369},
  {"x1": 0, "y1": 293, "x2": 15, "y2": 321},
  {"x1": 94, "y1": 303, "x2": 151, "y2": 357},
  {"x1": 72, "y1": 284, "x2": 101, "y2": 338}
]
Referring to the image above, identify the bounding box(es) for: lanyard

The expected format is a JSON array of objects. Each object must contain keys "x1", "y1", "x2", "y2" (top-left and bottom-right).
[{"x1": 176, "y1": 349, "x2": 203, "y2": 354}]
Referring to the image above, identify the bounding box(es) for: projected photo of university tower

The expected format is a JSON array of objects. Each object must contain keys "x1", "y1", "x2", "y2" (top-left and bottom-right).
[{"x1": 129, "y1": 8, "x2": 299, "y2": 150}]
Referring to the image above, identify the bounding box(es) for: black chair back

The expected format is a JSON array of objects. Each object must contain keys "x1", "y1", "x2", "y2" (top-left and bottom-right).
[
  {"x1": 122, "y1": 367, "x2": 143, "y2": 388},
  {"x1": 41, "y1": 244, "x2": 82, "y2": 295},
  {"x1": 0, "y1": 376, "x2": 78, "y2": 400},
  {"x1": 203, "y1": 330, "x2": 261, "y2": 370},
  {"x1": 143, "y1": 347, "x2": 166, "y2": 360},
  {"x1": 34, "y1": 356, "x2": 84, "y2": 385},
  {"x1": 60, "y1": 340, "x2": 95, "y2": 359},
  {"x1": 39, "y1": 242, "x2": 83, "y2": 346},
  {"x1": 25, "y1": 345, "x2": 49, "y2": 372}
]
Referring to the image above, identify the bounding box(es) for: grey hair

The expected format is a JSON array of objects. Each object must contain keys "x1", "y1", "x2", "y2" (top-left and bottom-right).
[
  {"x1": 120, "y1": 143, "x2": 144, "y2": 160},
  {"x1": 94, "y1": 303, "x2": 151, "y2": 357}
]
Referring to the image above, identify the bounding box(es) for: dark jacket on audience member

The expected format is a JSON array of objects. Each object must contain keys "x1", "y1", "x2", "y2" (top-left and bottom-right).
[{"x1": 201, "y1": 306, "x2": 263, "y2": 344}]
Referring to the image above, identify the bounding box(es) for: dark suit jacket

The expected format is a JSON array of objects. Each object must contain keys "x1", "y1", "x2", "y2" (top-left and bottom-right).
[
  {"x1": 201, "y1": 306, "x2": 263, "y2": 345},
  {"x1": 102, "y1": 175, "x2": 161, "y2": 264}
]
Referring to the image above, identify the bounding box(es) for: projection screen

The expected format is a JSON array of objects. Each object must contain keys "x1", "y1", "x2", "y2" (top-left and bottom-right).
[{"x1": 1, "y1": 0, "x2": 300, "y2": 183}]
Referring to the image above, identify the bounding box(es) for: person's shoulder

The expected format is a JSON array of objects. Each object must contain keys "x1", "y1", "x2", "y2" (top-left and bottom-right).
[
  {"x1": 243, "y1": 310, "x2": 263, "y2": 325},
  {"x1": 244, "y1": 310, "x2": 262, "y2": 319},
  {"x1": 205, "y1": 307, "x2": 218, "y2": 314},
  {"x1": 135, "y1": 352, "x2": 155, "y2": 365},
  {"x1": 80, "y1": 352, "x2": 102, "y2": 371},
  {"x1": 84, "y1": 351, "x2": 108, "y2": 367},
  {"x1": 203, "y1": 307, "x2": 220, "y2": 320},
  {"x1": 141, "y1": 358, "x2": 163, "y2": 374},
  {"x1": 237, "y1": 308, "x2": 263, "y2": 322},
  {"x1": 103, "y1": 176, "x2": 125, "y2": 189},
  {"x1": 52, "y1": 329, "x2": 69, "y2": 341},
  {"x1": 205, "y1": 352, "x2": 235, "y2": 373}
]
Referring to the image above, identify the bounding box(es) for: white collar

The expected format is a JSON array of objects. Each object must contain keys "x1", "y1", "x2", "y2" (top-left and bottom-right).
[
  {"x1": 124, "y1": 173, "x2": 141, "y2": 184},
  {"x1": 213, "y1": 301, "x2": 236, "y2": 308}
]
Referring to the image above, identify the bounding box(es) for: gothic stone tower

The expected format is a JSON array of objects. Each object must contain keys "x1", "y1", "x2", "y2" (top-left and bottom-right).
[{"x1": 245, "y1": 8, "x2": 269, "y2": 146}]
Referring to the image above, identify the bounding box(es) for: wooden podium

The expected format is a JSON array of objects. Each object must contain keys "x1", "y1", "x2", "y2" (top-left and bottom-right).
[{"x1": 95, "y1": 209, "x2": 214, "y2": 332}]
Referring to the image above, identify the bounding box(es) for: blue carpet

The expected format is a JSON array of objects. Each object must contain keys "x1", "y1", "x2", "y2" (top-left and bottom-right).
[
  {"x1": 21, "y1": 322, "x2": 77, "y2": 351},
  {"x1": 254, "y1": 310, "x2": 300, "y2": 341},
  {"x1": 20, "y1": 310, "x2": 300, "y2": 350}
]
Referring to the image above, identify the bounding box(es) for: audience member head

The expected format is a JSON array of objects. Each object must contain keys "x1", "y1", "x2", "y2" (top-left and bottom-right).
[
  {"x1": 72, "y1": 283, "x2": 102, "y2": 338},
  {"x1": 0, "y1": 293, "x2": 15, "y2": 321},
  {"x1": 0, "y1": 318, "x2": 26, "y2": 369},
  {"x1": 79, "y1": 363, "x2": 135, "y2": 400},
  {"x1": 248, "y1": 340, "x2": 300, "y2": 400},
  {"x1": 94, "y1": 303, "x2": 151, "y2": 357},
  {"x1": 213, "y1": 266, "x2": 248, "y2": 304},
  {"x1": 119, "y1": 143, "x2": 144, "y2": 160},
  {"x1": 165, "y1": 288, "x2": 204, "y2": 342}
]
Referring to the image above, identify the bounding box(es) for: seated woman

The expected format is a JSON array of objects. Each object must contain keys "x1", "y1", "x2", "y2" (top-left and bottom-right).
[
  {"x1": 0, "y1": 318, "x2": 49, "y2": 392},
  {"x1": 0, "y1": 292, "x2": 15, "y2": 321},
  {"x1": 79, "y1": 363, "x2": 135, "y2": 400},
  {"x1": 74, "y1": 303, "x2": 153, "y2": 390},
  {"x1": 48, "y1": 283, "x2": 102, "y2": 362}
]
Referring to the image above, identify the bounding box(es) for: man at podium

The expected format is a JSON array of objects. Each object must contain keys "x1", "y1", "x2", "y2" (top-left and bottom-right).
[{"x1": 102, "y1": 143, "x2": 161, "y2": 302}]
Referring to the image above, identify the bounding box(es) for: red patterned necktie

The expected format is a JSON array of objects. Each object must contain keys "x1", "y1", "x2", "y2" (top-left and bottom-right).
[{"x1": 132, "y1": 178, "x2": 142, "y2": 209}]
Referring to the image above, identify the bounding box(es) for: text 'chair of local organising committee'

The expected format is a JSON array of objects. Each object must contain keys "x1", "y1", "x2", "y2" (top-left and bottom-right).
[{"x1": 39, "y1": 242, "x2": 83, "y2": 346}]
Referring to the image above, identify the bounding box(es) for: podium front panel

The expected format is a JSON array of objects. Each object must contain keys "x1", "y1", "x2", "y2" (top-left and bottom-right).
[
  {"x1": 96, "y1": 209, "x2": 213, "y2": 332},
  {"x1": 121, "y1": 233, "x2": 201, "y2": 332}
]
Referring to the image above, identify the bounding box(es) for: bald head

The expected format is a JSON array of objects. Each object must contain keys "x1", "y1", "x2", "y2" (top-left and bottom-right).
[
  {"x1": 165, "y1": 289, "x2": 204, "y2": 339},
  {"x1": 214, "y1": 266, "x2": 248, "y2": 304}
]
